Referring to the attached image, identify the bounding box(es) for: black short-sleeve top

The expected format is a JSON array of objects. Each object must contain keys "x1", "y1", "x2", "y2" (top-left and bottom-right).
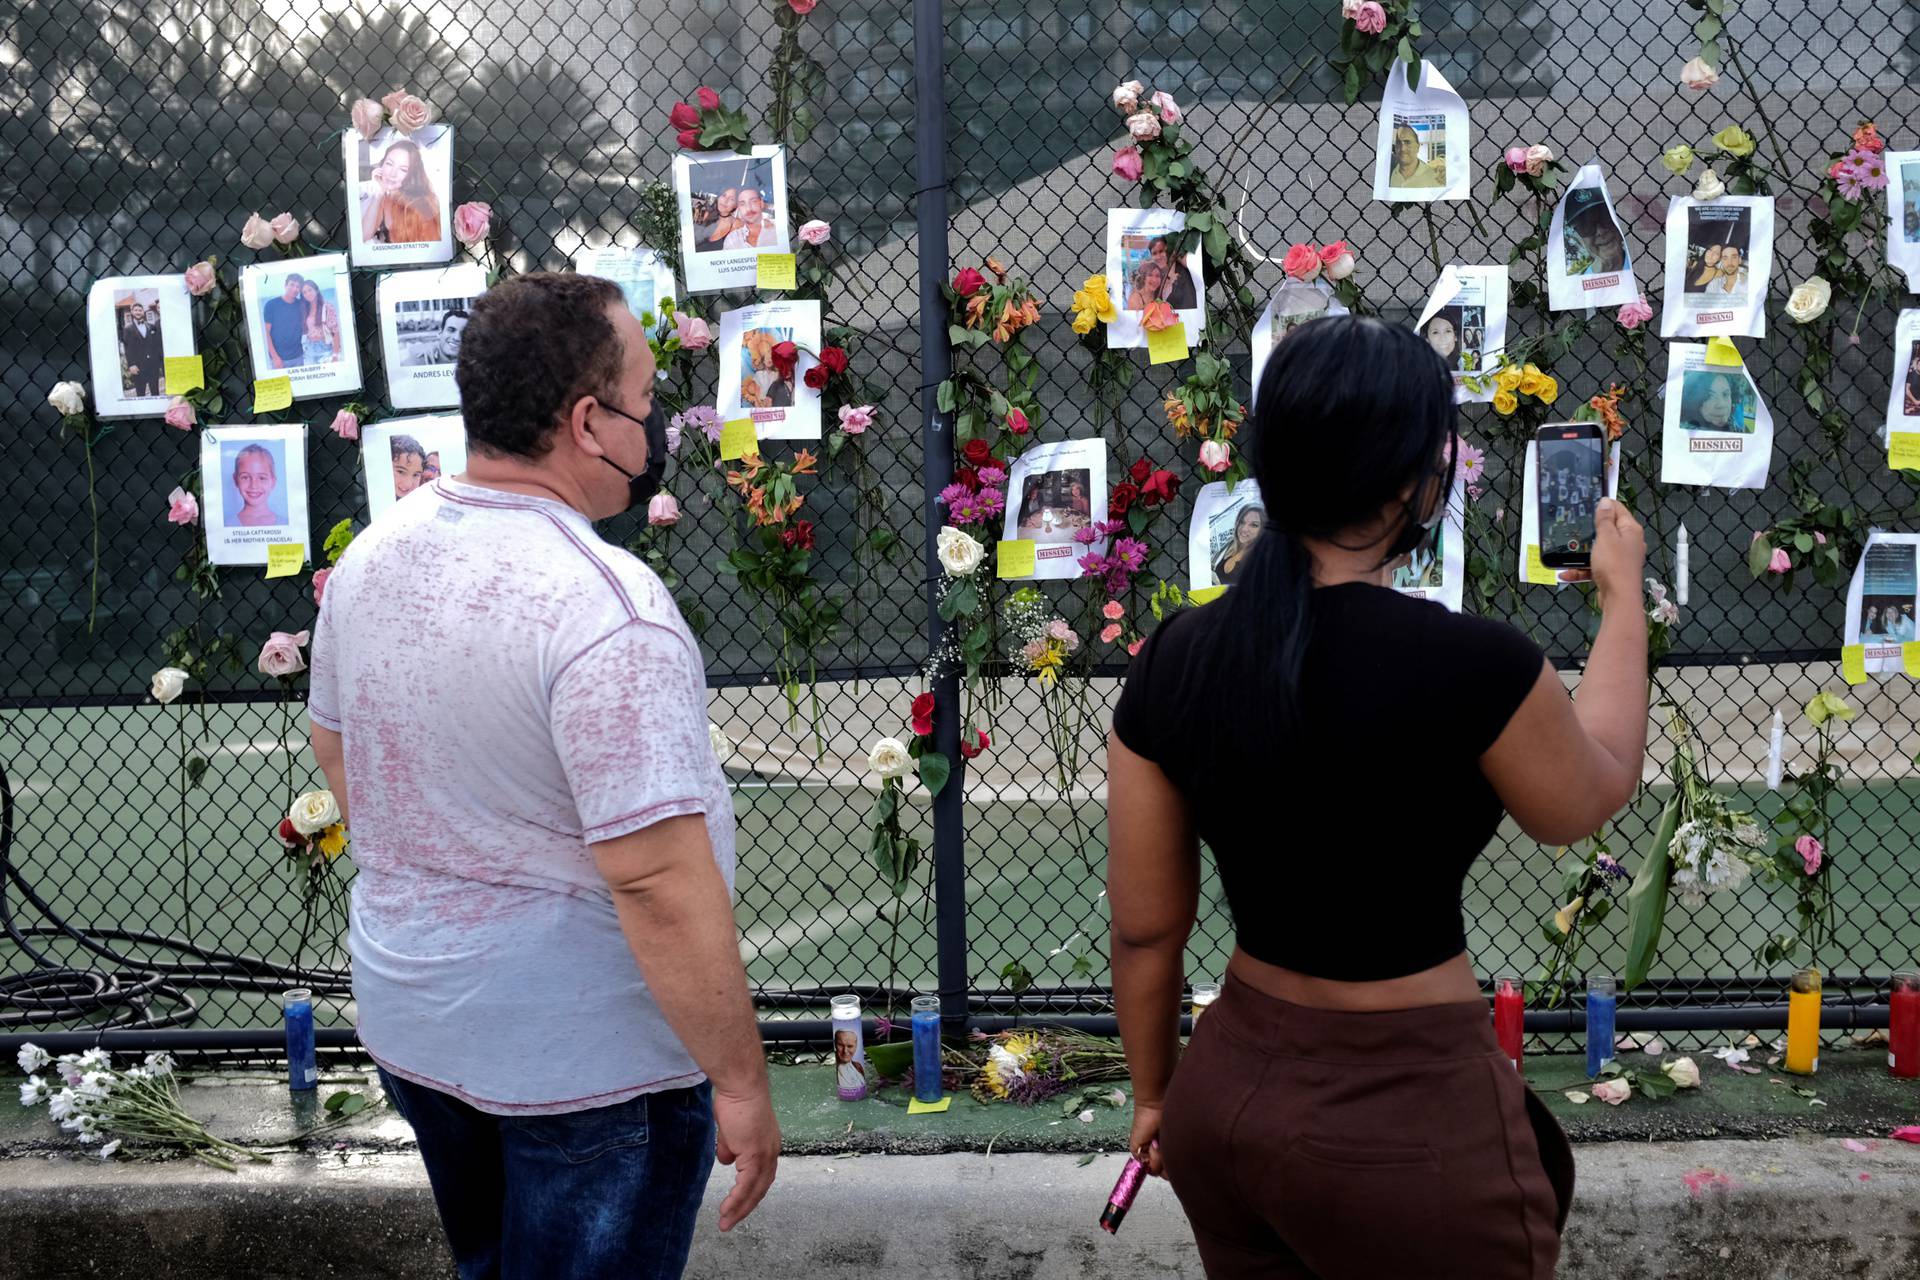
[{"x1": 1111, "y1": 583, "x2": 1545, "y2": 981}]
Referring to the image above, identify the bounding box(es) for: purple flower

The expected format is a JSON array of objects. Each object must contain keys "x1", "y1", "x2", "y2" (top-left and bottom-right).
[
  {"x1": 975, "y1": 486, "x2": 1006, "y2": 518},
  {"x1": 1114, "y1": 538, "x2": 1148, "y2": 572},
  {"x1": 1073, "y1": 526, "x2": 1098, "y2": 545},
  {"x1": 674, "y1": 405, "x2": 722, "y2": 444},
  {"x1": 1078, "y1": 552, "x2": 1107, "y2": 576},
  {"x1": 1834, "y1": 161, "x2": 1867, "y2": 201},
  {"x1": 950, "y1": 493, "x2": 984, "y2": 523},
  {"x1": 978, "y1": 465, "x2": 1007, "y2": 487},
  {"x1": 938, "y1": 481, "x2": 971, "y2": 509},
  {"x1": 1597, "y1": 854, "x2": 1627, "y2": 881}
]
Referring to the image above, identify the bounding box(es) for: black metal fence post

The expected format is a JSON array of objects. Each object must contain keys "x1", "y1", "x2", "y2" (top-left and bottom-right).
[{"x1": 912, "y1": 0, "x2": 967, "y2": 1037}]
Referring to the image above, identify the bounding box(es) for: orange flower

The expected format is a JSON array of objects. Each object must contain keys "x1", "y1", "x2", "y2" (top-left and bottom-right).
[
  {"x1": 1163, "y1": 395, "x2": 1190, "y2": 435},
  {"x1": 1141, "y1": 300, "x2": 1176, "y2": 332},
  {"x1": 1019, "y1": 297, "x2": 1040, "y2": 327},
  {"x1": 965, "y1": 293, "x2": 989, "y2": 329},
  {"x1": 985, "y1": 256, "x2": 1008, "y2": 283},
  {"x1": 1588, "y1": 384, "x2": 1627, "y2": 440},
  {"x1": 793, "y1": 449, "x2": 819, "y2": 475}
]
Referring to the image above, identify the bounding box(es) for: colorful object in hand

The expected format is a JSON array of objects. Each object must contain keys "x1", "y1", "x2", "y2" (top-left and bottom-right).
[
  {"x1": 1494, "y1": 975, "x2": 1524, "y2": 1073},
  {"x1": 1099, "y1": 1151, "x2": 1151, "y2": 1235},
  {"x1": 1785, "y1": 967, "x2": 1821, "y2": 1075},
  {"x1": 1585, "y1": 975, "x2": 1617, "y2": 1079}
]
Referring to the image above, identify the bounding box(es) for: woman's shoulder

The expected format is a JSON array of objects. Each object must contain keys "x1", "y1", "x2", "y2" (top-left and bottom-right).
[{"x1": 1323, "y1": 585, "x2": 1542, "y2": 659}]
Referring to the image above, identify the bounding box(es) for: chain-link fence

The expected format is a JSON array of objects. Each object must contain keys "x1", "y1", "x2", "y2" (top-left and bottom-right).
[{"x1": 2, "y1": 0, "x2": 1917, "y2": 1054}]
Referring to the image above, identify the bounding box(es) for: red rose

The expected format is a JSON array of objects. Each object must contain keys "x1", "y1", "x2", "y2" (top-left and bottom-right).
[
  {"x1": 959, "y1": 728, "x2": 990, "y2": 759},
  {"x1": 676, "y1": 128, "x2": 700, "y2": 149},
  {"x1": 804, "y1": 365, "x2": 830, "y2": 390},
  {"x1": 954, "y1": 466, "x2": 979, "y2": 491},
  {"x1": 1129, "y1": 457, "x2": 1151, "y2": 485},
  {"x1": 962, "y1": 439, "x2": 994, "y2": 466},
  {"x1": 696, "y1": 86, "x2": 722, "y2": 111},
  {"x1": 911, "y1": 714, "x2": 934, "y2": 737},
  {"x1": 780, "y1": 520, "x2": 817, "y2": 551},
  {"x1": 771, "y1": 341, "x2": 799, "y2": 379},
  {"x1": 1140, "y1": 468, "x2": 1179, "y2": 506},
  {"x1": 669, "y1": 102, "x2": 700, "y2": 129},
  {"x1": 953, "y1": 267, "x2": 985, "y2": 296},
  {"x1": 911, "y1": 692, "x2": 936, "y2": 720},
  {"x1": 275, "y1": 817, "x2": 301, "y2": 850},
  {"x1": 1006, "y1": 407, "x2": 1030, "y2": 435},
  {"x1": 1108, "y1": 481, "x2": 1139, "y2": 515},
  {"x1": 819, "y1": 346, "x2": 849, "y2": 374}
]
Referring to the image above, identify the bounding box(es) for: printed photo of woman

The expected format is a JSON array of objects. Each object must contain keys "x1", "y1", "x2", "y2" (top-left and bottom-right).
[
  {"x1": 300, "y1": 279, "x2": 341, "y2": 367},
  {"x1": 1211, "y1": 504, "x2": 1265, "y2": 584},
  {"x1": 1126, "y1": 260, "x2": 1168, "y2": 311},
  {"x1": 1421, "y1": 305, "x2": 1463, "y2": 371},
  {"x1": 1678, "y1": 369, "x2": 1755, "y2": 434},
  {"x1": 360, "y1": 136, "x2": 444, "y2": 245}
]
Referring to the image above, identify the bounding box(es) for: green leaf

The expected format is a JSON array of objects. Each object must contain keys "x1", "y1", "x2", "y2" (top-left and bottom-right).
[
  {"x1": 938, "y1": 579, "x2": 978, "y2": 621},
  {"x1": 1076, "y1": 1153, "x2": 1098, "y2": 1167},
  {"x1": 185, "y1": 755, "x2": 209, "y2": 788},
  {"x1": 1747, "y1": 534, "x2": 1775, "y2": 579},
  {"x1": 1342, "y1": 61, "x2": 1361, "y2": 104},
  {"x1": 918, "y1": 751, "x2": 952, "y2": 797},
  {"x1": 936, "y1": 379, "x2": 956, "y2": 413},
  {"x1": 1622, "y1": 796, "x2": 1681, "y2": 992}
]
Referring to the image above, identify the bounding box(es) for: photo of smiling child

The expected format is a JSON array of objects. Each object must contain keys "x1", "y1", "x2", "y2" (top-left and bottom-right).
[{"x1": 199, "y1": 424, "x2": 311, "y2": 566}]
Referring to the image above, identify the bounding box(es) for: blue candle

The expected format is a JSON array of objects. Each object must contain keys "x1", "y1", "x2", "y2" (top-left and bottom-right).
[
  {"x1": 911, "y1": 995, "x2": 943, "y2": 1103},
  {"x1": 1585, "y1": 975, "x2": 1617, "y2": 1078},
  {"x1": 284, "y1": 987, "x2": 317, "y2": 1092}
]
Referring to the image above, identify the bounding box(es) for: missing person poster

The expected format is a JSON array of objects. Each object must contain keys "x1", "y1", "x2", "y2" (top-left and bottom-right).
[
  {"x1": 363, "y1": 414, "x2": 466, "y2": 522},
  {"x1": 1187, "y1": 479, "x2": 1264, "y2": 593},
  {"x1": 344, "y1": 125, "x2": 455, "y2": 268},
  {"x1": 1887, "y1": 151, "x2": 1920, "y2": 293},
  {"x1": 674, "y1": 146, "x2": 791, "y2": 293},
  {"x1": 1843, "y1": 532, "x2": 1920, "y2": 674},
  {"x1": 714, "y1": 300, "x2": 822, "y2": 441},
  {"x1": 199, "y1": 423, "x2": 311, "y2": 567},
  {"x1": 1518, "y1": 436, "x2": 1621, "y2": 587},
  {"x1": 1250, "y1": 281, "x2": 1347, "y2": 410},
  {"x1": 1414, "y1": 265, "x2": 1508, "y2": 405},
  {"x1": 1885, "y1": 309, "x2": 1920, "y2": 470},
  {"x1": 1660, "y1": 196, "x2": 1774, "y2": 338},
  {"x1": 241, "y1": 254, "x2": 362, "y2": 399},
  {"x1": 1547, "y1": 164, "x2": 1637, "y2": 311},
  {"x1": 1659, "y1": 342, "x2": 1774, "y2": 489},
  {"x1": 86, "y1": 275, "x2": 196, "y2": 418},
  {"x1": 1104, "y1": 208, "x2": 1207, "y2": 350},
  {"x1": 1391, "y1": 474, "x2": 1466, "y2": 612},
  {"x1": 376, "y1": 264, "x2": 485, "y2": 410},
  {"x1": 1001, "y1": 438, "x2": 1108, "y2": 581},
  {"x1": 1371, "y1": 60, "x2": 1470, "y2": 203},
  {"x1": 573, "y1": 245, "x2": 678, "y2": 335}
]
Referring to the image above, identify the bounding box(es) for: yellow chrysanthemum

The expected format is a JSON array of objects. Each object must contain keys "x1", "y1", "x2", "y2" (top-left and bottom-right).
[
  {"x1": 1494, "y1": 365, "x2": 1524, "y2": 393},
  {"x1": 983, "y1": 1031, "x2": 1041, "y2": 1098},
  {"x1": 1493, "y1": 389, "x2": 1518, "y2": 416},
  {"x1": 1031, "y1": 644, "x2": 1064, "y2": 689},
  {"x1": 317, "y1": 823, "x2": 348, "y2": 859}
]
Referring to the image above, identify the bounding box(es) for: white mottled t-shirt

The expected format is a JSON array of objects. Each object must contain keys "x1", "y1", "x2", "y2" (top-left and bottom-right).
[{"x1": 308, "y1": 477, "x2": 734, "y2": 1114}]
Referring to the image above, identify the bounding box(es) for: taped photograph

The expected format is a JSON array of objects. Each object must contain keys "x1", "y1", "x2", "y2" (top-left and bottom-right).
[
  {"x1": 86, "y1": 274, "x2": 196, "y2": 418},
  {"x1": 1104, "y1": 208, "x2": 1206, "y2": 349},
  {"x1": 344, "y1": 125, "x2": 454, "y2": 267},
  {"x1": 241, "y1": 254, "x2": 361, "y2": 400},
  {"x1": 714, "y1": 300, "x2": 821, "y2": 440},
  {"x1": 363, "y1": 414, "x2": 467, "y2": 523},
  {"x1": 376, "y1": 264, "x2": 486, "y2": 410},
  {"x1": 1000, "y1": 438, "x2": 1109, "y2": 581},
  {"x1": 198, "y1": 423, "x2": 311, "y2": 566},
  {"x1": 674, "y1": 146, "x2": 790, "y2": 293}
]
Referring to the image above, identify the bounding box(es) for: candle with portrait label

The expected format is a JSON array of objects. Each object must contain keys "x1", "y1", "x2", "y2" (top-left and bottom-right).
[
  {"x1": 1585, "y1": 975, "x2": 1617, "y2": 1078},
  {"x1": 830, "y1": 994, "x2": 868, "y2": 1100},
  {"x1": 1785, "y1": 967, "x2": 1821, "y2": 1075},
  {"x1": 1494, "y1": 975, "x2": 1524, "y2": 1073},
  {"x1": 1190, "y1": 981, "x2": 1220, "y2": 1026},
  {"x1": 283, "y1": 987, "x2": 317, "y2": 1092},
  {"x1": 1890, "y1": 972, "x2": 1919, "y2": 1079},
  {"x1": 911, "y1": 995, "x2": 944, "y2": 1103}
]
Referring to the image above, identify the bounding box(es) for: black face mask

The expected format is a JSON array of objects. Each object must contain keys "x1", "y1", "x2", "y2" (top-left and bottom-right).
[
  {"x1": 595, "y1": 400, "x2": 668, "y2": 513},
  {"x1": 1384, "y1": 438, "x2": 1455, "y2": 562}
]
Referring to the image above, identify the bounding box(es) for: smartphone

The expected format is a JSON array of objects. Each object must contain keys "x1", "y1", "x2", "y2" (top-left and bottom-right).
[{"x1": 1534, "y1": 422, "x2": 1606, "y2": 569}]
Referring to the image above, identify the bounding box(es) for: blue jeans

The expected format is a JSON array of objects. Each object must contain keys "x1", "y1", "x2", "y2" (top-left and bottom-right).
[{"x1": 377, "y1": 1068, "x2": 715, "y2": 1280}]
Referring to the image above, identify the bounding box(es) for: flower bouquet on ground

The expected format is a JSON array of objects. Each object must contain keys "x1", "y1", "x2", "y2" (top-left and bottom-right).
[
  {"x1": 912, "y1": 1027, "x2": 1130, "y2": 1108},
  {"x1": 15, "y1": 1044, "x2": 264, "y2": 1169}
]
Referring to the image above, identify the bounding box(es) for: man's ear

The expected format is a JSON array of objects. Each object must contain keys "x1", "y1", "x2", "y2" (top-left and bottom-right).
[{"x1": 567, "y1": 396, "x2": 603, "y2": 458}]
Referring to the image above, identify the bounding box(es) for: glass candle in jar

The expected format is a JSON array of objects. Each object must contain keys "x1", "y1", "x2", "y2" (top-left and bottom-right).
[
  {"x1": 1584, "y1": 975, "x2": 1617, "y2": 1079},
  {"x1": 1889, "y1": 971, "x2": 1919, "y2": 1079},
  {"x1": 1493, "y1": 975, "x2": 1524, "y2": 1073},
  {"x1": 1190, "y1": 981, "x2": 1220, "y2": 1027},
  {"x1": 1785, "y1": 967, "x2": 1821, "y2": 1075},
  {"x1": 830, "y1": 993, "x2": 868, "y2": 1100}
]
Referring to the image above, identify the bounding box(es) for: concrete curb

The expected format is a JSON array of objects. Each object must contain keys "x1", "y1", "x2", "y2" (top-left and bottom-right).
[{"x1": 3, "y1": 1139, "x2": 1918, "y2": 1278}]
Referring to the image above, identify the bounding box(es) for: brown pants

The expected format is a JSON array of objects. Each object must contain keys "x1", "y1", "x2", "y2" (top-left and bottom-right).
[{"x1": 1160, "y1": 975, "x2": 1574, "y2": 1279}]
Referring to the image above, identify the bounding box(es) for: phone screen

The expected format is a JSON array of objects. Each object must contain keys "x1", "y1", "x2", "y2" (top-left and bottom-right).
[{"x1": 1537, "y1": 430, "x2": 1604, "y2": 564}]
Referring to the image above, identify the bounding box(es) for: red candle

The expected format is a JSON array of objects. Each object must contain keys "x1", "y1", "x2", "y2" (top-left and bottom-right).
[
  {"x1": 1494, "y1": 975, "x2": 1524, "y2": 1074},
  {"x1": 1891, "y1": 972, "x2": 1920, "y2": 1080}
]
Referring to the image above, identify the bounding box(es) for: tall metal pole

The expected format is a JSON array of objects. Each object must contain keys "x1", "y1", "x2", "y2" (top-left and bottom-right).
[{"x1": 911, "y1": 0, "x2": 967, "y2": 1036}]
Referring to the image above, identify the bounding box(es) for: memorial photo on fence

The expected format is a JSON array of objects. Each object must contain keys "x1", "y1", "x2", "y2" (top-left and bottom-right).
[
  {"x1": 1186, "y1": 479, "x2": 1263, "y2": 593},
  {"x1": 1858, "y1": 543, "x2": 1918, "y2": 650},
  {"x1": 344, "y1": 125, "x2": 454, "y2": 266},
  {"x1": 1562, "y1": 189, "x2": 1628, "y2": 276},
  {"x1": 1387, "y1": 115, "x2": 1447, "y2": 190},
  {"x1": 1390, "y1": 475, "x2": 1465, "y2": 610},
  {"x1": 674, "y1": 146, "x2": 790, "y2": 292},
  {"x1": 242, "y1": 254, "x2": 362, "y2": 399},
  {"x1": 1371, "y1": 59, "x2": 1470, "y2": 202},
  {"x1": 1001, "y1": 438, "x2": 1108, "y2": 580},
  {"x1": 86, "y1": 274, "x2": 195, "y2": 418},
  {"x1": 1906, "y1": 338, "x2": 1920, "y2": 418},
  {"x1": 1662, "y1": 196, "x2": 1774, "y2": 338},
  {"x1": 363, "y1": 415, "x2": 466, "y2": 523},
  {"x1": 1251, "y1": 283, "x2": 1346, "y2": 409},
  {"x1": 377, "y1": 264, "x2": 485, "y2": 411},
  {"x1": 1104, "y1": 208, "x2": 1206, "y2": 348},
  {"x1": 1682, "y1": 205, "x2": 1753, "y2": 303},
  {"x1": 574, "y1": 246, "x2": 677, "y2": 333},
  {"x1": 715, "y1": 300, "x2": 820, "y2": 439},
  {"x1": 1679, "y1": 368, "x2": 1756, "y2": 434},
  {"x1": 1547, "y1": 165, "x2": 1637, "y2": 310},
  {"x1": 198, "y1": 423, "x2": 311, "y2": 566}
]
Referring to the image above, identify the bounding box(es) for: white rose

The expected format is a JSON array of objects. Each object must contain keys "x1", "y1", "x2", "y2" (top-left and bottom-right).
[
  {"x1": 1678, "y1": 56, "x2": 1720, "y2": 91},
  {"x1": 708, "y1": 721, "x2": 733, "y2": 761},
  {"x1": 149, "y1": 667, "x2": 188, "y2": 704},
  {"x1": 239, "y1": 212, "x2": 274, "y2": 250},
  {"x1": 288, "y1": 790, "x2": 342, "y2": 836},
  {"x1": 1126, "y1": 111, "x2": 1162, "y2": 142},
  {"x1": 867, "y1": 736, "x2": 911, "y2": 780},
  {"x1": 1323, "y1": 251, "x2": 1355, "y2": 281},
  {"x1": 47, "y1": 381, "x2": 86, "y2": 416},
  {"x1": 1111, "y1": 79, "x2": 1144, "y2": 113},
  {"x1": 1692, "y1": 168, "x2": 1725, "y2": 201},
  {"x1": 1662, "y1": 1056, "x2": 1701, "y2": 1089},
  {"x1": 936, "y1": 525, "x2": 984, "y2": 577},
  {"x1": 1785, "y1": 277, "x2": 1831, "y2": 324},
  {"x1": 1590, "y1": 1077, "x2": 1632, "y2": 1105}
]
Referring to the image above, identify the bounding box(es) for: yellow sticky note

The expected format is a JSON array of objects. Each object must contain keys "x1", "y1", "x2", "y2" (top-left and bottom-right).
[
  {"x1": 1903, "y1": 642, "x2": 1920, "y2": 679},
  {"x1": 906, "y1": 1096, "x2": 953, "y2": 1115},
  {"x1": 995, "y1": 539, "x2": 1037, "y2": 579},
  {"x1": 264, "y1": 543, "x2": 305, "y2": 579},
  {"x1": 164, "y1": 355, "x2": 204, "y2": 396},
  {"x1": 1889, "y1": 432, "x2": 1920, "y2": 472},
  {"x1": 1524, "y1": 545, "x2": 1559, "y2": 586},
  {"x1": 1189, "y1": 585, "x2": 1227, "y2": 605},
  {"x1": 1840, "y1": 643, "x2": 1868, "y2": 686},
  {"x1": 718, "y1": 417, "x2": 758, "y2": 463},
  {"x1": 756, "y1": 253, "x2": 797, "y2": 291},
  {"x1": 1703, "y1": 336, "x2": 1743, "y2": 367},
  {"x1": 252, "y1": 375, "x2": 293, "y2": 413},
  {"x1": 1146, "y1": 320, "x2": 1189, "y2": 366}
]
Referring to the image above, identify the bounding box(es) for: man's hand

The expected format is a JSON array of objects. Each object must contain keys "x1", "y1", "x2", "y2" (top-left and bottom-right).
[{"x1": 712, "y1": 1085, "x2": 778, "y2": 1231}]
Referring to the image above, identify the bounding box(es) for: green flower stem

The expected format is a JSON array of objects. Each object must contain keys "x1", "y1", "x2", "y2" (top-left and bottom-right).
[
  {"x1": 178, "y1": 705, "x2": 191, "y2": 937},
  {"x1": 84, "y1": 425, "x2": 99, "y2": 636}
]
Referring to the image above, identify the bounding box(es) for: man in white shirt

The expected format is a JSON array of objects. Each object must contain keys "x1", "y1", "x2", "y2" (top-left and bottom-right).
[{"x1": 309, "y1": 272, "x2": 776, "y2": 1279}]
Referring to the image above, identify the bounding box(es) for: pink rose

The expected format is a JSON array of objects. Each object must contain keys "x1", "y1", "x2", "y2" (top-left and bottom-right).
[
  {"x1": 240, "y1": 213, "x2": 273, "y2": 250},
  {"x1": 311, "y1": 567, "x2": 331, "y2": 606},
  {"x1": 1102, "y1": 600, "x2": 1124, "y2": 621},
  {"x1": 787, "y1": 0, "x2": 818, "y2": 13},
  {"x1": 838, "y1": 404, "x2": 874, "y2": 435},
  {"x1": 1111, "y1": 80, "x2": 1144, "y2": 113},
  {"x1": 380, "y1": 89, "x2": 409, "y2": 114},
  {"x1": 1679, "y1": 57, "x2": 1719, "y2": 91},
  {"x1": 676, "y1": 128, "x2": 700, "y2": 149},
  {"x1": 798, "y1": 219, "x2": 832, "y2": 246},
  {"x1": 1100, "y1": 623, "x2": 1124, "y2": 644},
  {"x1": 1353, "y1": 1, "x2": 1387, "y2": 34},
  {"x1": 1199, "y1": 439, "x2": 1231, "y2": 473},
  {"x1": 1007, "y1": 407, "x2": 1030, "y2": 435},
  {"x1": 350, "y1": 97, "x2": 385, "y2": 141},
  {"x1": 1281, "y1": 242, "x2": 1321, "y2": 282},
  {"x1": 1617, "y1": 297, "x2": 1653, "y2": 330},
  {"x1": 1111, "y1": 146, "x2": 1143, "y2": 182},
  {"x1": 696, "y1": 85, "x2": 723, "y2": 110},
  {"x1": 165, "y1": 486, "x2": 198, "y2": 526},
  {"x1": 389, "y1": 94, "x2": 433, "y2": 135},
  {"x1": 183, "y1": 261, "x2": 216, "y2": 296},
  {"x1": 668, "y1": 101, "x2": 700, "y2": 130},
  {"x1": 1525, "y1": 144, "x2": 1554, "y2": 177},
  {"x1": 453, "y1": 201, "x2": 492, "y2": 246},
  {"x1": 1795, "y1": 834, "x2": 1823, "y2": 875},
  {"x1": 1126, "y1": 111, "x2": 1162, "y2": 142},
  {"x1": 256, "y1": 630, "x2": 311, "y2": 679},
  {"x1": 329, "y1": 409, "x2": 360, "y2": 441},
  {"x1": 1149, "y1": 90, "x2": 1181, "y2": 124},
  {"x1": 1127, "y1": 638, "x2": 1144, "y2": 657},
  {"x1": 674, "y1": 311, "x2": 712, "y2": 350},
  {"x1": 647, "y1": 493, "x2": 681, "y2": 527},
  {"x1": 1767, "y1": 547, "x2": 1791, "y2": 574},
  {"x1": 164, "y1": 398, "x2": 196, "y2": 431},
  {"x1": 268, "y1": 212, "x2": 299, "y2": 244},
  {"x1": 1590, "y1": 1078, "x2": 1632, "y2": 1105},
  {"x1": 1318, "y1": 239, "x2": 1355, "y2": 281}
]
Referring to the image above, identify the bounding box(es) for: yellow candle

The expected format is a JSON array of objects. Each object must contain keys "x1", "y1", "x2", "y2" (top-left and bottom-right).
[{"x1": 1785, "y1": 967, "x2": 1821, "y2": 1075}]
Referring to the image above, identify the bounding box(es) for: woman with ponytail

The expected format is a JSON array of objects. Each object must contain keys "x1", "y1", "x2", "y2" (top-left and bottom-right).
[{"x1": 1107, "y1": 316, "x2": 1648, "y2": 1278}]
